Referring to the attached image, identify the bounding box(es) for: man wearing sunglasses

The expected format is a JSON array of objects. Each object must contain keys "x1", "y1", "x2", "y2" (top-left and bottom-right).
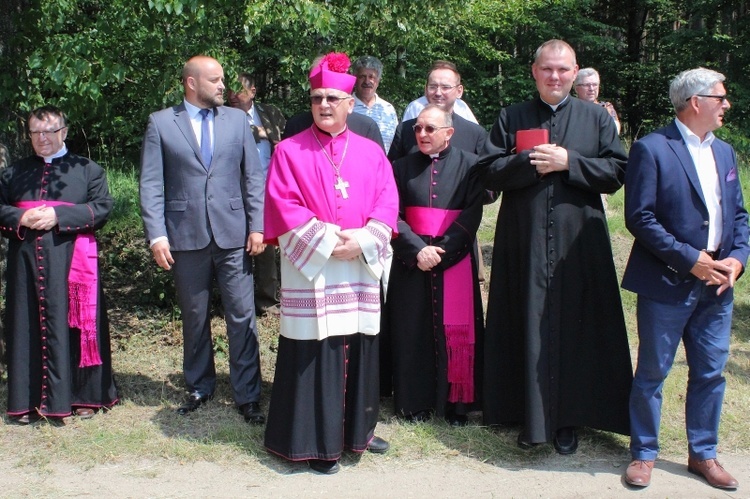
[
  {"x1": 622, "y1": 68, "x2": 747, "y2": 490},
  {"x1": 386, "y1": 104, "x2": 485, "y2": 427},
  {"x1": 262, "y1": 52, "x2": 398, "y2": 475},
  {"x1": 282, "y1": 57, "x2": 384, "y2": 150}
]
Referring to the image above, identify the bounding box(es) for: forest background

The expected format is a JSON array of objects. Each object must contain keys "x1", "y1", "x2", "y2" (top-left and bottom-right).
[{"x1": 1, "y1": 0, "x2": 749, "y2": 164}]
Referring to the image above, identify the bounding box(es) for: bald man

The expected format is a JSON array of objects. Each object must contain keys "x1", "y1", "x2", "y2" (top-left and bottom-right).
[{"x1": 140, "y1": 55, "x2": 266, "y2": 424}]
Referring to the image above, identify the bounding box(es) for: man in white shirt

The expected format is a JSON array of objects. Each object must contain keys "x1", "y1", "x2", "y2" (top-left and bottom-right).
[
  {"x1": 622, "y1": 67, "x2": 748, "y2": 491},
  {"x1": 402, "y1": 95, "x2": 478, "y2": 124},
  {"x1": 351, "y1": 56, "x2": 399, "y2": 153}
]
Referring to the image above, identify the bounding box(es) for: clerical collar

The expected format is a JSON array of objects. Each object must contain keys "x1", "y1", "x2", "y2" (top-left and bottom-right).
[
  {"x1": 540, "y1": 94, "x2": 570, "y2": 111},
  {"x1": 313, "y1": 124, "x2": 348, "y2": 138},
  {"x1": 427, "y1": 145, "x2": 452, "y2": 160},
  {"x1": 42, "y1": 144, "x2": 68, "y2": 163}
]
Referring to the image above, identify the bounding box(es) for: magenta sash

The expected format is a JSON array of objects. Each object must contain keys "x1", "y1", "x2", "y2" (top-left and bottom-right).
[
  {"x1": 15, "y1": 200, "x2": 102, "y2": 367},
  {"x1": 405, "y1": 206, "x2": 475, "y2": 403}
]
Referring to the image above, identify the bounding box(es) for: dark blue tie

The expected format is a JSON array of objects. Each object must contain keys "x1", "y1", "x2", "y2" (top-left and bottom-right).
[{"x1": 199, "y1": 108, "x2": 213, "y2": 168}]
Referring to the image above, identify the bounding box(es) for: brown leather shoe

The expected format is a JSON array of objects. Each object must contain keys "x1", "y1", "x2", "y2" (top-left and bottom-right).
[
  {"x1": 687, "y1": 457, "x2": 739, "y2": 489},
  {"x1": 623, "y1": 459, "x2": 654, "y2": 487}
]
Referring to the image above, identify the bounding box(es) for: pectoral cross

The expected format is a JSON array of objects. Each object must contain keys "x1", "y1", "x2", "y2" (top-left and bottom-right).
[{"x1": 334, "y1": 176, "x2": 350, "y2": 199}]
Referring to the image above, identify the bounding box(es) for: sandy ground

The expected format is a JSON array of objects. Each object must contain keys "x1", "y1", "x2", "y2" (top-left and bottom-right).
[{"x1": 2, "y1": 452, "x2": 748, "y2": 498}]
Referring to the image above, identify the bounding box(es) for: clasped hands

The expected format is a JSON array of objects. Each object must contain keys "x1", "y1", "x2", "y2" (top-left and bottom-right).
[
  {"x1": 529, "y1": 144, "x2": 569, "y2": 176},
  {"x1": 417, "y1": 245, "x2": 445, "y2": 271},
  {"x1": 20, "y1": 205, "x2": 58, "y2": 231},
  {"x1": 332, "y1": 229, "x2": 362, "y2": 260},
  {"x1": 690, "y1": 251, "x2": 743, "y2": 295}
]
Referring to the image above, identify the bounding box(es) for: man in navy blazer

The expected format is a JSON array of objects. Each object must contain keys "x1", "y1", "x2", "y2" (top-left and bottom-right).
[
  {"x1": 622, "y1": 68, "x2": 748, "y2": 490},
  {"x1": 140, "y1": 56, "x2": 266, "y2": 424}
]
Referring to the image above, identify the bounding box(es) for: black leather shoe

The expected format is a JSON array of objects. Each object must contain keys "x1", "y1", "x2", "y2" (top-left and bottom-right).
[
  {"x1": 517, "y1": 430, "x2": 541, "y2": 450},
  {"x1": 367, "y1": 436, "x2": 390, "y2": 454},
  {"x1": 308, "y1": 459, "x2": 340, "y2": 474},
  {"x1": 238, "y1": 402, "x2": 265, "y2": 425},
  {"x1": 553, "y1": 427, "x2": 578, "y2": 455},
  {"x1": 176, "y1": 393, "x2": 212, "y2": 415}
]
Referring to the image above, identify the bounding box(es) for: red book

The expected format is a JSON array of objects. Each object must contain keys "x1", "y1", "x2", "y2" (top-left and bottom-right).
[{"x1": 515, "y1": 128, "x2": 549, "y2": 152}]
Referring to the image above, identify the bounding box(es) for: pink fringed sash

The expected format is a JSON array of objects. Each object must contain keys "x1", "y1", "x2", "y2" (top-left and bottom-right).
[
  {"x1": 15, "y1": 200, "x2": 102, "y2": 367},
  {"x1": 405, "y1": 206, "x2": 475, "y2": 403}
]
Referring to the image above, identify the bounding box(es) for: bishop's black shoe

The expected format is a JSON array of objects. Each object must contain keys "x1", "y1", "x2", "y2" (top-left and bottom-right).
[
  {"x1": 367, "y1": 436, "x2": 390, "y2": 454},
  {"x1": 308, "y1": 459, "x2": 340, "y2": 475}
]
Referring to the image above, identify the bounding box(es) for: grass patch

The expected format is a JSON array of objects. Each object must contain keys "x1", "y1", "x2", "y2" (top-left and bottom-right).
[{"x1": 1, "y1": 164, "x2": 749, "y2": 476}]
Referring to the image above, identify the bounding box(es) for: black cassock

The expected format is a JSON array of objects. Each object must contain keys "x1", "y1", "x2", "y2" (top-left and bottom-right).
[
  {"x1": 0, "y1": 153, "x2": 118, "y2": 418},
  {"x1": 478, "y1": 96, "x2": 633, "y2": 443},
  {"x1": 385, "y1": 146, "x2": 484, "y2": 418}
]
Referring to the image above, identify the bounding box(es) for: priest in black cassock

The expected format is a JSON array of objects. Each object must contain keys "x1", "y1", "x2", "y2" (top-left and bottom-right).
[
  {"x1": 386, "y1": 105, "x2": 484, "y2": 425},
  {"x1": 388, "y1": 60, "x2": 486, "y2": 163},
  {"x1": 478, "y1": 40, "x2": 632, "y2": 454},
  {"x1": 0, "y1": 106, "x2": 118, "y2": 424},
  {"x1": 383, "y1": 60, "x2": 487, "y2": 398}
]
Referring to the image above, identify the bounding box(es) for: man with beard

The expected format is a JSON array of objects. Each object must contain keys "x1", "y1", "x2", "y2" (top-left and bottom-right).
[
  {"x1": 140, "y1": 55, "x2": 266, "y2": 424},
  {"x1": 478, "y1": 39, "x2": 633, "y2": 454}
]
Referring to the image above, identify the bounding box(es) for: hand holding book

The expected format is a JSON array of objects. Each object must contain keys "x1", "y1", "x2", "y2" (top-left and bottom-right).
[{"x1": 515, "y1": 128, "x2": 549, "y2": 152}]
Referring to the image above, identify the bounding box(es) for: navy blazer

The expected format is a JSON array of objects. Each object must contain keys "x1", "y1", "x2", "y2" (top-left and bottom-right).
[{"x1": 622, "y1": 120, "x2": 750, "y2": 303}]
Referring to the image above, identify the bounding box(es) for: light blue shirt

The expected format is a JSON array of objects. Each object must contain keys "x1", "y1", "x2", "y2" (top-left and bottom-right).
[{"x1": 353, "y1": 94, "x2": 399, "y2": 153}]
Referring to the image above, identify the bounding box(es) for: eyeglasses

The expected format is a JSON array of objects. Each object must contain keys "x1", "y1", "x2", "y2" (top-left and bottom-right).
[
  {"x1": 426, "y1": 84, "x2": 459, "y2": 92},
  {"x1": 575, "y1": 83, "x2": 599, "y2": 88},
  {"x1": 29, "y1": 126, "x2": 66, "y2": 138},
  {"x1": 688, "y1": 94, "x2": 729, "y2": 103},
  {"x1": 412, "y1": 124, "x2": 450, "y2": 134},
  {"x1": 310, "y1": 94, "x2": 351, "y2": 106}
]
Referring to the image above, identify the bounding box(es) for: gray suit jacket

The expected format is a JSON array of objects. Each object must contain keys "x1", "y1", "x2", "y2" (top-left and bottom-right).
[{"x1": 140, "y1": 102, "x2": 264, "y2": 251}]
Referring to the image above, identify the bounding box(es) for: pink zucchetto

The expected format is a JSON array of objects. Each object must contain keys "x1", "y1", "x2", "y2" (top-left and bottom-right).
[{"x1": 309, "y1": 52, "x2": 356, "y2": 94}]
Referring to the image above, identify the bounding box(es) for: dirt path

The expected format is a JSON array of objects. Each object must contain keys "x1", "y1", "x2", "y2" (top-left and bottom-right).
[{"x1": 2, "y1": 452, "x2": 748, "y2": 498}]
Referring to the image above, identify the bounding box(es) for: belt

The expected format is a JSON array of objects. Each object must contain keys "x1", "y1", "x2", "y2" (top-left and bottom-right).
[{"x1": 704, "y1": 248, "x2": 721, "y2": 260}]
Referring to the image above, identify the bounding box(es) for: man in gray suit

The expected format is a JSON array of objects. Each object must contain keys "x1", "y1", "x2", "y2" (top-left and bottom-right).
[{"x1": 139, "y1": 55, "x2": 266, "y2": 424}]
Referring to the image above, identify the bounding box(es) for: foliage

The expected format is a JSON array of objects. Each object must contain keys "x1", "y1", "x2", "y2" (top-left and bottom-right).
[
  {"x1": 1, "y1": 0, "x2": 750, "y2": 163},
  {"x1": 99, "y1": 167, "x2": 177, "y2": 310}
]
